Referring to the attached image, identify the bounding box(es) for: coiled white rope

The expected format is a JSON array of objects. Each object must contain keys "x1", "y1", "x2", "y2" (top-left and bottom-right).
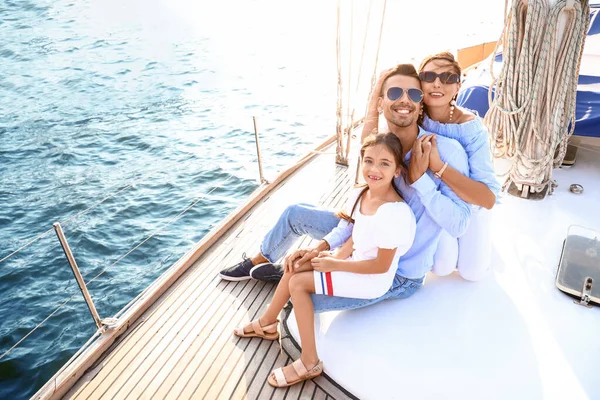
[{"x1": 484, "y1": 0, "x2": 590, "y2": 193}]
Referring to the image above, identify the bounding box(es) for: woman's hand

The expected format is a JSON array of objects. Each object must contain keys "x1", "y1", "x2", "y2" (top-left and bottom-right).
[
  {"x1": 427, "y1": 135, "x2": 445, "y2": 172},
  {"x1": 311, "y1": 256, "x2": 340, "y2": 273},
  {"x1": 372, "y1": 67, "x2": 396, "y2": 102}
]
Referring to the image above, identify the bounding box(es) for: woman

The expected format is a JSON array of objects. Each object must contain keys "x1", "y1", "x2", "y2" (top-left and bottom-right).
[
  {"x1": 233, "y1": 133, "x2": 416, "y2": 388},
  {"x1": 363, "y1": 52, "x2": 500, "y2": 281}
]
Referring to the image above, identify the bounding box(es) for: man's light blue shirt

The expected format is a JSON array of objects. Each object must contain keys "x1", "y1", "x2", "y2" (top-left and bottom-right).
[{"x1": 324, "y1": 126, "x2": 471, "y2": 279}]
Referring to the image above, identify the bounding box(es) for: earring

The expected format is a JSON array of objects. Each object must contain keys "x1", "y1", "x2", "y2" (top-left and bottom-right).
[
  {"x1": 378, "y1": 107, "x2": 383, "y2": 113},
  {"x1": 419, "y1": 104, "x2": 423, "y2": 115},
  {"x1": 449, "y1": 96, "x2": 456, "y2": 122}
]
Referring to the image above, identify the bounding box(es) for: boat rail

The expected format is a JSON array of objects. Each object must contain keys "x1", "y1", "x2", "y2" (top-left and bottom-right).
[{"x1": 0, "y1": 118, "x2": 283, "y2": 364}]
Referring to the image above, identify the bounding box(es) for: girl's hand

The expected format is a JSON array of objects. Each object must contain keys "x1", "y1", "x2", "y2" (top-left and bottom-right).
[
  {"x1": 311, "y1": 256, "x2": 339, "y2": 273},
  {"x1": 427, "y1": 135, "x2": 444, "y2": 172}
]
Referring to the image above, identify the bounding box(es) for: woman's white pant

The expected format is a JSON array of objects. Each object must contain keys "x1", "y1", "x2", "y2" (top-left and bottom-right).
[{"x1": 432, "y1": 208, "x2": 492, "y2": 281}]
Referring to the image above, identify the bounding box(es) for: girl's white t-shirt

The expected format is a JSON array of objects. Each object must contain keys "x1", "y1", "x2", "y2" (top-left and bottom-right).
[{"x1": 345, "y1": 187, "x2": 416, "y2": 274}]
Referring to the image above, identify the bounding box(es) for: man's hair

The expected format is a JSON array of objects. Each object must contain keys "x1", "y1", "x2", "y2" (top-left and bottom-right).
[
  {"x1": 379, "y1": 63, "x2": 420, "y2": 96},
  {"x1": 418, "y1": 51, "x2": 462, "y2": 76}
]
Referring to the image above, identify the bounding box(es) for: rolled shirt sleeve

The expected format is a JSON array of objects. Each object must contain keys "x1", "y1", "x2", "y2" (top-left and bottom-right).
[{"x1": 466, "y1": 128, "x2": 502, "y2": 200}]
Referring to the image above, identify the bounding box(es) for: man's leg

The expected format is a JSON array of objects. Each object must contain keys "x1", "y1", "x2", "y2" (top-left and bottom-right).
[{"x1": 219, "y1": 203, "x2": 339, "y2": 281}]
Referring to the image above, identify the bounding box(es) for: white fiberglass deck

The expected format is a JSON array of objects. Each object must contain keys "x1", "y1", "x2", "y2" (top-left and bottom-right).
[{"x1": 286, "y1": 143, "x2": 600, "y2": 400}]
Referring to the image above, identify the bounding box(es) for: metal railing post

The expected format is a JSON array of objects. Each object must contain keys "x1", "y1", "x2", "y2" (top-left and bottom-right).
[
  {"x1": 253, "y1": 116, "x2": 268, "y2": 184},
  {"x1": 53, "y1": 222, "x2": 103, "y2": 329}
]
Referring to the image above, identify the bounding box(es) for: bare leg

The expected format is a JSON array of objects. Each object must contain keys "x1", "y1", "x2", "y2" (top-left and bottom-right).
[
  {"x1": 290, "y1": 272, "x2": 319, "y2": 366},
  {"x1": 269, "y1": 271, "x2": 319, "y2": 383},
  {"x1": 260, "y1": 271, "x2": 293, "y2": 325},
  {"x1": 241, "y1": 261, "x2": 312, "y2": 335},
  {"x1": 251, "y1": 253, "x2": 269, "y2": 265},
  {"x1": 260, "y1": 261, "x2": 313, "y2": 324}
]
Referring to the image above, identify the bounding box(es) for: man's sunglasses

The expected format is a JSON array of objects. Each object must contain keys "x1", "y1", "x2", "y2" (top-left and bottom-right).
[
  {"x1": 419, "y1": 71, "x2": 461, "y2": 84},
  {"x1": 386, "y1": 87, "x2": 424, "y2": 103}
]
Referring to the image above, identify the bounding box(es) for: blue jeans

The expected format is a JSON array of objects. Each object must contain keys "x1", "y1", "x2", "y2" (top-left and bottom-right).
[{"x1": 260, "y1": 203, "x2": 424, "y2": 313}]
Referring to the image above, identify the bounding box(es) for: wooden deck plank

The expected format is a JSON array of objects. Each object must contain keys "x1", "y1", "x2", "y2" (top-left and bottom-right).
[
  {"x1": 64, "y1": 146, "x2": 358, "y2": 400},
  {"x1": 154, "y1": 282, "x2": 274, "y2": 399},
  {"x1": 118, "y1": 280, "x2": 264, "y2": 399},
  {"x1": 173, "y1": 283, "x2": 276, "y2": 399},
  {"x1": 149, "y1": 281, "x2": 271, "y2": 399},
  {"x1": 92, "y1": 279, "x2": 253, "y2": 399},
  {"x1": 68, "y1": 223, "x2": 262, "y2": 397},
  {"x1": 217, "y1": 338, "x2": 277, "y2": 400},
  {"x1": 106, "y1": 234, "x2": 274, "y2": 397},
  {"x1": 69, "y1": 197, "x2": 279, "y2": 399},
  {"x1": 299, "y1": 380, "x2": 317, "y2": 400},
  {"x1": 270, "y1": 357, "x2": 292, "y2": 400},
  {"x1": 312, "y1": 386, "x2": 328, "y2": 400},
  {"x1": 243, "y1": 339, "x2": 288, "y2": 400}
]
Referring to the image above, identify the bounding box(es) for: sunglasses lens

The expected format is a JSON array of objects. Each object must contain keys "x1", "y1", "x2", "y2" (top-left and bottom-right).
[
  {"x1": 419, "y1": 71, "x2": 436, "y2": 83},
  {"x1": 387, "y1": 87, "x2": 403, "y2": 101},
  {"x1": 407, "y1": 88, "x2": 424, "y2": 103},
  {"x1": 420, "y1": 71, "x2": 460, "y2": 84},
  {"x1": 440, "y1": 72, "x2": 460, "y2": 84}
]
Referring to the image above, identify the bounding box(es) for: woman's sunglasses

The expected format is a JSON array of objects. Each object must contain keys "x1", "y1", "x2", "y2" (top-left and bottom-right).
[
  {"x1": 419, "y1": 71, "x2": 461, "y2": 84},
  {"x1": 386, "y1": 87, "x2": 424, "y2": 103}
]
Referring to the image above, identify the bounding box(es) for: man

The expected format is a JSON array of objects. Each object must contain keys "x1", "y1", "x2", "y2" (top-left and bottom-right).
[{"x1": 219, "y1": 64, "x2": 471, "y2": 312}]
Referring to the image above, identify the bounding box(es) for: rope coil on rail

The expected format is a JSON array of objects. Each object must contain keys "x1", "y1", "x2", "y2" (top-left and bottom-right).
[{"x1": 484, "y1": 0, "x2": 590, "y2": 194}]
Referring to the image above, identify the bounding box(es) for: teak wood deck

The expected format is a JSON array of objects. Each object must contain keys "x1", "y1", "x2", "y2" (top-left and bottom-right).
[{"x1": 63, "y1": 143, "x2": 357, "y2": 400}]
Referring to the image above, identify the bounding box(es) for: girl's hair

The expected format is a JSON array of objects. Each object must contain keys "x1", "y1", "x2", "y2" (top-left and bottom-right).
[
  {"x1": 418, "y1": 52, "x2": 462, "y2": 121},
  {"x1": 335, "y1": 132, "x2": 407, "y2": 224}
]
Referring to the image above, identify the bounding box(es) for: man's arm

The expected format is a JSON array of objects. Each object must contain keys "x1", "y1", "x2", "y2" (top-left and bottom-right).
[
  {"x1": 411, "y1": 138, "x2": 472, "y2": 238},
  {"x1": 322, "y1": 218, "x2": 352, "y2": 250}
]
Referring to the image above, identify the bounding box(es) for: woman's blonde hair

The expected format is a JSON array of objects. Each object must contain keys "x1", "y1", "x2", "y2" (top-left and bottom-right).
[{"x1": 418, "y1": 51, "x2": 462, "y2": 76}]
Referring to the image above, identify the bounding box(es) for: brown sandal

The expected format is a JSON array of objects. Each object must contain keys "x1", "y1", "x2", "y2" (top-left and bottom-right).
[
  {"x1": 233, "y1": 319, "x2": 279, "y2": 340},
  {"x1": 268, "y1": 359, "x2": 323, "y2": 388}
]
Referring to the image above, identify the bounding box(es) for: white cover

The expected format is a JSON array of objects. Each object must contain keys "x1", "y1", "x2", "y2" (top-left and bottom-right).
[{"x1": 288, "y1": 149, "x2": 600, "y2": 400}]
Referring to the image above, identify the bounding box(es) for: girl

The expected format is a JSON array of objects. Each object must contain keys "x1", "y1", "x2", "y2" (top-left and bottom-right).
[
  {"x1": 233, "y1": 132, "x2": 416, "y2": 388},
  {"x1": 363, "y1": 53, "x2": 500, "y2": 281}
]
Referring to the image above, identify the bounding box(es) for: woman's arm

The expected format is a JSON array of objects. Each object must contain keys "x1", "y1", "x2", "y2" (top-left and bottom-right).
[
  {"x1": 311, "y1": 247, "x2": 396, "y2": 275},
  {"x1": 361, "y1": 68, "x2": 394, "y2": 143},
  {"x1": 361, "y1": 90, "x2": 381, "y2": 143},
  {"x1": 428, "y1": 135, "x2": 496, "y2": 210}
]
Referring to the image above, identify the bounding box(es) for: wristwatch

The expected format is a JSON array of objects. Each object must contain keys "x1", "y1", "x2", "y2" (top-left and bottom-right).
[{"x1": 434, "y1": 162, "x2": 449, "y2": 179}]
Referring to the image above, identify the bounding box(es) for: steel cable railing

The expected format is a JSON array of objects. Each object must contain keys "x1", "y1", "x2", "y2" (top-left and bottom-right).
[{"x1": 0, "y1": 171, "x2": 237, "y2": 363}]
